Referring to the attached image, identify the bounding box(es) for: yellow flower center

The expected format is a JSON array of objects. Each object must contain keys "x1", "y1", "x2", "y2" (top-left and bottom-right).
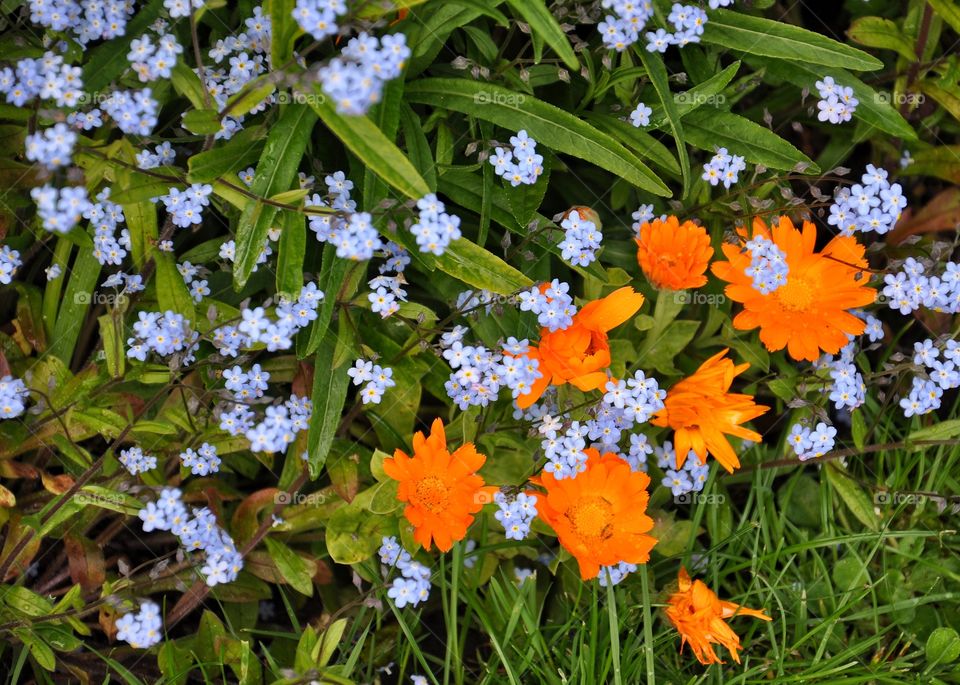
[
  {"x1": 413, "y1": 476, "x2": 449, "y2": 513},
  {"x1": 776, "y1": 277, "x2": 814, "y2": 311},
  {"x1": 567, "y1": 496, "x2": 614, "y2": 540}
]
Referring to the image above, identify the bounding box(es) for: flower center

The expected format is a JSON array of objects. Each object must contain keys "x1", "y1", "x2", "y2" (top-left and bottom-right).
[
  {"x1": 413, "y1": 476, "x2": 449, "y2": 513},
  {"x1": 567, "y1": 496, "x2": 614, "y2": 540},
  {"x1": 776, "y1": 277, "x2": 813, "y2": 311}
]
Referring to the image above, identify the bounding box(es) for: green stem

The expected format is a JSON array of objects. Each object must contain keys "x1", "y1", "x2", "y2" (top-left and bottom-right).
[{"x1": 640, "y1": 566, "x2": 656, "y2": 685}]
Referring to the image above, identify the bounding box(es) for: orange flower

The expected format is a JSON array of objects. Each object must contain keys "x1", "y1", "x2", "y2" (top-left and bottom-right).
[
  {"x1": 711, "y1": 216, "x2": 875, "y2": 362},
  {"x1": 516, "y1": 287, "x2": 645, "y2": 409},
  {"x1": 382, "y1": 418, "x2": 495, "y2": 552},
  {"x1": 651, "y1": 349, "x2": 768, "y2": 473},
  {"x1": 666, "y1": 567, "x2": 772, "y2": 665},
  {"x1": 635, "y1": 216, "x2": 714, "y2": 290},
  {"x1": 532, "y1": 449, "x2": 657, "y2": 579}
]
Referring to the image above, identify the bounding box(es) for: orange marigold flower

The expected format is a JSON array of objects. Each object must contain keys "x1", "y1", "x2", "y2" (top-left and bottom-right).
[
  {"x1": 666, "y1": 567, "x2": 772, "y2": 665},
  {"x1": 516, "y1": 286, "x2": 645, "y2": 409},
  {"x1": 651, "y1": 349, "x2": 768, "y2": 473},
  {"x1": 382, "y1": 418, "x2": 496, "y2": 552},
  {"x1": 711, "y1": 216, "x2": 876, "y2": 362},
  {"x1": 532, "y1": 449, "x2": 657, "y2": 580},
  {"x1": 635, "y1": 216, "x2": 714, "y2": 290}
]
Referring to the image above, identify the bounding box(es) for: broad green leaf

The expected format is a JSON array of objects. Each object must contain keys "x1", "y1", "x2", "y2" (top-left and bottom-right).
[
  {"x1": 825, "y1": 463, "x2": 879, "y2": 531},
  {"x1": 187, "y1": 126, "x2": 267, "y2": 183},
  {"x1": 847, "y1": 16, "x2": 917, "y2": 61},
  {"x1": 309, "y1": 90, "x2": 431, "y2": 199},
  {"x1": 745, "y1": 56, "x2": 917, "y2": 140},
  {"x1": 98, "y1": 314, "x2": 125, "y2": 379},
  {"x1": 14, "y1": 283, "x2": 46, "y2": 353},
  {"x1": 929, "y1": 0, "x2": 960, "y2": 36},
  {"x1": 223, "y1": 77, "x2": 276, "y2": 119},
  {"x1": 703, "y1": 9, "x2": 884, "y2": 71},
  {"x1": 647, "y1": 61, "x2": 741, "y2": 126},
  {"x1": 171, "y1": 61, "x2": 209, "y2": 110},
  {"x1": 432, "y1": 238, "x2": 533, "y2": 294},
  {"x1": 268, "y1": 0, "x2": 301, "y2": 68},
  {"x1": 301, "y1": 244, "x2": 362, "y2": 357},
  {"x1": 154, "y1": 253, "x2": 196, "y2": 321},
  {"x1": 182, "y1": 109, "x2": 222, "y2": 135},
  {"x1": 504, "y1": 0, "x2": 578, "y2": 70},
  {"x1": 405, "y1": 78, "x2": 671, "y2": 196},
  {"x1": 49, "y1": 245, "x2": 101, "y2": 364},
  {"x1": 682, "y1": 108, "x2": 818, "y2": 172},
  {"x1": 263, "y1": 537, "x2": 314, "y2": 596},
  {"x1": 306, "y1": 332, "x2": 351, "y2": 477},
  {"x1": 900, "y1": 145, "x2": 960, "y2": 184},
  {"x1": 906, "y1": 417, "x2": 960, "y2": 445},
  {"x1": 926, "y1": 627, "x2": 960, "y2": 666},
  {"x1": 586, "y1": 114, "x2": 680, "y2": 177},
  {"x1": 276, "y1": 209, "x2": 306, "y2": 299},
  {"x1": 636, "y1": 49, "x2": 690, "y2": 197},
  {"x1": 920, "y1": 80, "x2": 960, "y2": 122},
  {"x1": 234, "y1": 103, "x2": 317, "y2": 287}
]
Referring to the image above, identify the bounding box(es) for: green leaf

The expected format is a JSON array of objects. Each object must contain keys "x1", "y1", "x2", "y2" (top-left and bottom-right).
[
  {"x1": 703, "y1": 8, "x2": 884, "y2": 71},
  {"x1": 745, "y1": 56, "x2": 917, "y2": 141},
  {"x1": 906, "y1": 418, "x2": 960, "y2": 446},
  {"x1": 504, "y1": 0, "x2": 578, "y2": 70},
  {"x1": 268, "y1": 0, "x2": 301, "y2": 68},
  {"x1": 309, "y1": 90, "x2": 431, "y2": 199},
  {"x1": 171, "y1": 61, "x2": 209, "y2": 110},
  {"x1": 187, "y1": 126, "x2": 267, "y2": 184},
  {"x1": 306, "y1": 333, "x2": 351, "y2": 477},
  {"x1": 223, "y1": 77, "x2": 276, "y2": 119},
  {"x1": 851, "y1": 410, "x2": 867, "y2": 450},
  {"x1": 847, "y1": 16, "x2": 917, "y2": 61},
  {"x1": 405, "y1": 78, "x2": 671, "y2": 196},
  {"x1": 276, "y1": 209, "x2": 306, "y2": 299},
  {"x1": 636, "y1": 49, "x2": 690, "y2": 197},
  {"x1": 98, "y1": 314, "x2": 125, "y2": 379},
  {"x1": 399, "y1": 103, "x2": 437, "y2": 191},
  {"x1": 234, "y1": 103, "x2": 317, "y2": 287},
  {"x1": 154, "y1": 253, "x2": 196, "y2": 321},
  {"x1": 825, "y1": 463, "x2": 879, "y2": 531},
  {"x1": 432, "y1": 238, "x2": 533, "y2": 294},
  {"x1": 682, "y1": 108, "x2": 818, "y2": 172},
  {"x1": 929, "y1": 0, "x2": 960, "y2": 36},
  {"x1": 925, "y1": 627, "x2": 960, "y2": 666},
  {"x1": 49, "y1": 244, "x2": 101, "y2": 364},
  {"x1": 263, "y1": 537, "x2": 314, "y2": 596},
  {"x1": 584, "y1": 113, "x2": 680, "y2": 177},
  {"x1": 182, "y1": 109, "x2": 222, "y2": 135}
]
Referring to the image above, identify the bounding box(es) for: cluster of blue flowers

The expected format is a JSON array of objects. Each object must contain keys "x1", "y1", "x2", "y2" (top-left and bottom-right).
[
  {"x1": 788, "y1": 422, "x2": 837, "y2": 460},
  {"x1": 821, "y1": 343, "x2": 867, "y2": 410},
  {"x1": 442, "y1": 335, "x2": 542, "y2": 410},
  {"x1": 744, "y1": 233, "x2": 788, "y2": 294},
  {"x1": 138, "y1": 487, "x2": 244, "y2": 587},
  {"x1": 308, "y1": 171, "x2": 383, "y2": 261},
  {"x1": 101, "y1": 89, "x2": 160, "y2": 135},
  {"x1": 517, "y1": 279, "x2": 578, "y2": 332},
  {"x1": 127, "y1": 311, "x2": 198, "y2": 362},
  {"x1": 598, "y1": 0, "x2": 654, "y2": 51},
  {"x1": 0, "y1": 51, "x2": 84, "y2": 108},
  {"x1": 367, "y1": 241, "x2": 411, "y2": 318},
  {"x1": 164, "y1": 0, "x2": 204, "y2": 19},
  {"x1": 119, "y1": 446, "x2": 158, "y2": 475},
  {"x1": 318, "y1": 32, "x2": 411, "y2": 115},
  {"x1": 410, "y1": 194, "x2": 462, "y2": 256},
  {"x1": 102, "y1": 271, "x2": 144, "y2": 293},
  {"x1": 541, "y1": 421, "x2": 590, "y2": 479},
  {"x1": 29, "y1": 0, "x2": 134, "y2": 43},
  {"x1": 176, "y1": 261, "x2": 210, "y2": 303},
  {"x1": 882, "y1": 258, "x2": 960, "y2": 315},
  {"x1": 156, "y1": 184, "x2": 213, "y2": 229},
  {"x1": 0, "y1": 245, "x2": 21, "y2": 285},
  {"x1": 348, "y1": 359, "x2": 397, "y2": 405},
  {"x1": 32, "y1": 184, "x2": 90, "y2": 234},
  {"x1": 86, "y1": 188, "x2": 130, "y2": 267},
  {"x1": 25, "y1": 123, "x2": 76, "y2": 169},
  {"x1": 900, "y1": 339, "x2": 960, "y2": 417},
  {"x1": 179, "y1": 443, "x2": 221, "y2": 476},
  {"x1": 0, "y1": 376, "x2": 29, "y2": 419},
  {"x1": 597, "y1": 371, "x2": 666, "y2": 445},
  {"x1": 489, "y1": 130, "x2": 544, "y2": 187},
  {"x1": 702, "y1": 147, "x2": 746, "y2": 189},
  {"x1": 815, "y1": 76, "x2": 858, "y2": 125},
  {"x1": 630, "y1": 102, "x2": 652, "y2": 127},
  {"x1": 599, "y1": 561, "x2": 639, "y2": 587},
  {"x1": 646, "y1": 4, "x2": 709, "y2": 52},
  {"x1": 292, "y1": 0, "x2": 346, "y2": 41},
  {"x1": 379, "y1": 536, "x2": 432, "y2": 609},
  {"x1": 558, "y1": 209, "x2": 603, "y2": 267},
  {"x1": 828, "y1": 165, "x2": 905, "y2": 236},
  {"x1": 129, "y1": 32, "x2": 183, "y2": 82},
  {"x1": 115, "y1": 601, "x2": 162, "y2": 649},
  {"x1": 494, "y1": 492, "x2": 538, "y2": 540}
]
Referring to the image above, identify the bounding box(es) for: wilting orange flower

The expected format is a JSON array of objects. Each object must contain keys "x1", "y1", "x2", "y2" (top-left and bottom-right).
[
  {"x1": 666, "y1": 567, "x2": 772, "y2": 665},
  {"x1": 383, "y1": 418, "x2": 496, "y2": 552},
  {"x1": 651, "y1": 349, "x2": 768, "y2": 473},
  {"x1": 635, "y1": 216, "x2": 714, "y2": 290},
  {"x1": 532, "y1": 449, "x2": 657, "y2": 579},
  {"x1": 711, "y1": 216, "x2": 875, "y2": 362},
  {"x1": 516, "y1": 287, "x2": 645, "y2": 409}
]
